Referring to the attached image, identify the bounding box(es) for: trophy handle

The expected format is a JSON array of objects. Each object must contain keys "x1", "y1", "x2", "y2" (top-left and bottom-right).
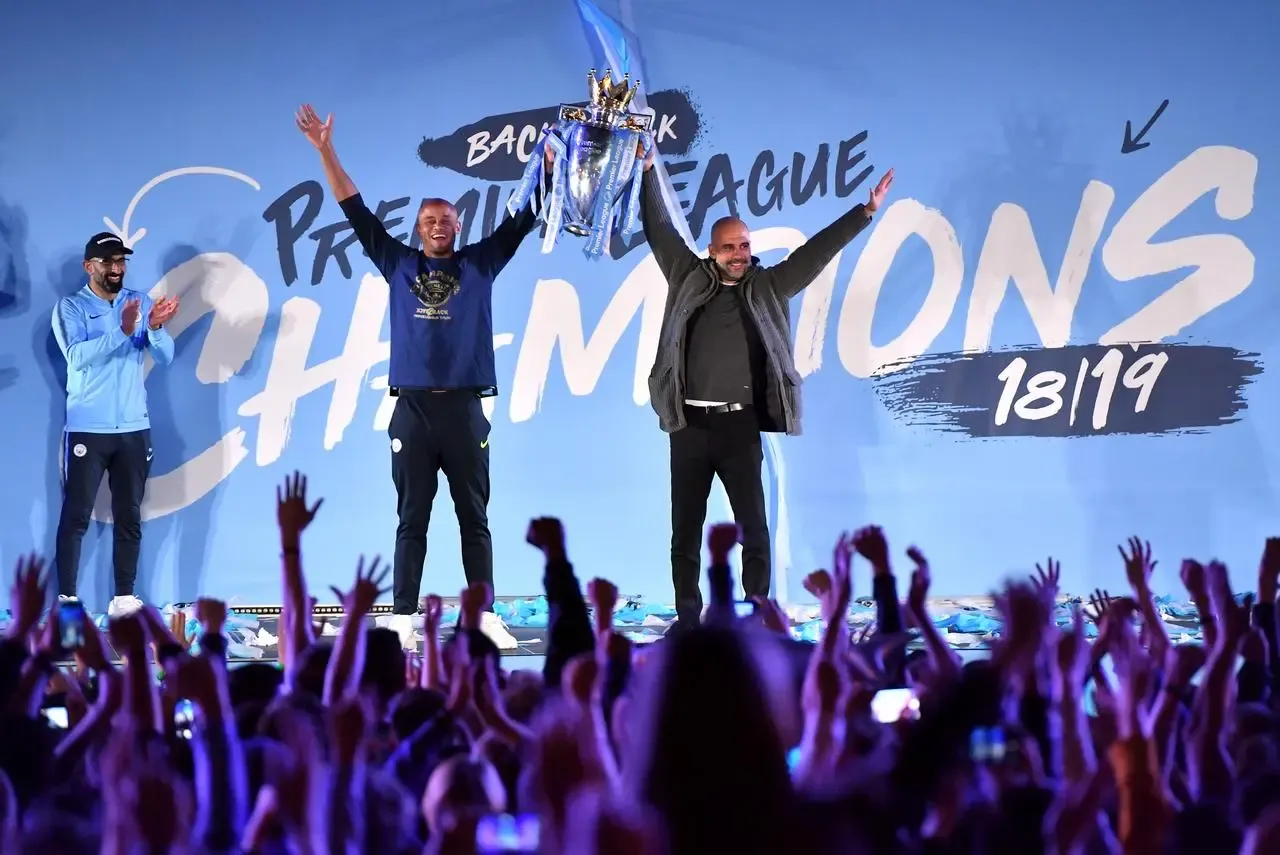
[
  {"x1": 558, "y1": 104, "x2": 653, "y2": 132},
  {"x1": 621, "y1": 113, "x2": 653, "y2": 131}
]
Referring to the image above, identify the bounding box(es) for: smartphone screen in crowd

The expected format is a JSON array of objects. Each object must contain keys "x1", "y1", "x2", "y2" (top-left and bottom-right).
[
  {"x1": 58, "y1": 599, "x2": 87, "y2": 650},
  {"x1": 174, "y1": 699, "x2": 196, "y2": 739},
  {"x1": 871, "y1": 687, "x2": 920, "y2": 723},
  {"x1": 476, "y1": 813, "x2": 540, "y2": 853},
  {"x1": 969, "y1": 726, "x2": 1008, "y2": 764}
]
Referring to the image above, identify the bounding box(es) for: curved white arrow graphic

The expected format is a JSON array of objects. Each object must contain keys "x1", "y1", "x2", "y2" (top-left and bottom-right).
[{"x1": 103, "y1": 166, "x2": 261, "y2": 248}]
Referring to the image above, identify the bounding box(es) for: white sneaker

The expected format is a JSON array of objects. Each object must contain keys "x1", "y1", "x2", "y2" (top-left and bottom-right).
[
  {"x1": 107, "y1": 595, "x2": 144, "y2": 618},
  {"x1": 385, "y1": 614, "x2": 416, "y2": 651},
  {"x1": 479, "y1": 611, "x2": 518, "y2": 651}
]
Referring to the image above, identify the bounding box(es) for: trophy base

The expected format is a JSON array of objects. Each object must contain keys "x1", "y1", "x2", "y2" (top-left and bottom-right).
[{"x1": 564, "y1": 224, "x2": 592, "y2": 237}]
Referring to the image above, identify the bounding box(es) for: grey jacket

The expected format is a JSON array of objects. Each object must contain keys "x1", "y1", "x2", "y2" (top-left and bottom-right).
[{"x1": 640, "y1": 169, "x2": 874, "y2": 435}]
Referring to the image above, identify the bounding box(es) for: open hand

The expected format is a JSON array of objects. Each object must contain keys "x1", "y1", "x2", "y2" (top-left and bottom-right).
[
  {"x1": 120, "y1": 298, "x2": 142, "y2": 336},
  {"x1": 295, "y1": 103, "x2": 332, "y2": 149},
  {"x1": 993, "y1": 580, "x2": 1053, "y2": 656},
  {"x1": 1032, "y1": 557, "x2": 1061, "y2": 600},
  {"x1": 329, "y1": 555, "x2": 389, "y2": 617},
  {"x1": 866, "y1": 169, "x2": 894, "y2": 213},
  {"x1": 7, "y1": 552, "x2": 48, "y2": 640},
  {"x1": 276, "y1": 471, "x2": 323, "y2": 542},
  {"x1": 1118, "y1": 536, "x2": 1157, "y2": 592},
  {"x1": 147, "y1": 296, "x2": 179, "y2": 330}
]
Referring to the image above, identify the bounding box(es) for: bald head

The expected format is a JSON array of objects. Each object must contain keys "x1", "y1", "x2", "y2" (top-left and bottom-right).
[
  {"x1": 708, "y1": 216, "x2": 751, "y2": 282},
  {"x1": 710, "y1": 216, "x2": 746, "y2": 244},
  {"x1": 417, "y1": 198, "x2": 460, "y2": 258}
]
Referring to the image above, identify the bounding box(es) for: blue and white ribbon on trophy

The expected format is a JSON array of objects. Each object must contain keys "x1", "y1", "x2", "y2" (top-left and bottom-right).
[{"x1": 506, "y1": 122, "x2": 654, "y2": 258}]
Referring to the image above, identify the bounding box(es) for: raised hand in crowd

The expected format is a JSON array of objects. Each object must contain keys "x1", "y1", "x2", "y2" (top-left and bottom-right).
[
  {"x1": 5, "y1": 465, "x2": 1280, "y2": 855},
  {"x1": 276, "y1": 470, "x2": 323, "y2": 678}
]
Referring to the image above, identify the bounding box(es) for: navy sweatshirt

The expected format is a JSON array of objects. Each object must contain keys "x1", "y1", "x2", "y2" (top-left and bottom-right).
[{"x1": 338, "y1": 187, "x2": 542, "y2": 394}]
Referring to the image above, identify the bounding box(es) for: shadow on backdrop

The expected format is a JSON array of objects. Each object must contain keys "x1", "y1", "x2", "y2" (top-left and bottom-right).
[
  {"x1": 0, "y1": 184, "x2": 34, "y2": 565},
  {"x1": 0, "y1": 188, "x2": 30, "y2": 394},
  {"x1": 37, "y1": 253, "x2": 93, "y2": 595},
  {"x1": 136, "y1": 228, "x2": 263, "y2": 604}
]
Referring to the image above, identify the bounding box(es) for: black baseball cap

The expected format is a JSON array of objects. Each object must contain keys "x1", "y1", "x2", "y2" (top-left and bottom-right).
[{"x1": 84, "y1": 232, "x2": 134, "y2": 262}]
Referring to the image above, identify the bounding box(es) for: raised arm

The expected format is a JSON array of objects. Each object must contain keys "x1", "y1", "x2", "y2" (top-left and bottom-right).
[
  {"x1": 639, "y1": 153, "x2": 701, "y2": 286},
  {"x1": 474, "y1": 150, "x2": 553, "y2": 277},
  {"x1": 769, "y1": 168, "x2": 894, "y2": 299},
  {"x1": 296, "y1": 103, "x2": 412, "y2": 279}
]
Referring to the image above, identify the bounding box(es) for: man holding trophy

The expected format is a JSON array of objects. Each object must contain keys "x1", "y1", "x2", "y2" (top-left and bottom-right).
[
  {"x1": 640, "y1": 145, "x2": 895, "y2": 630},
  {"x1": 508, "y1": 69, "x2": 894, "y2": 629},
  {"x1": 295, "y1": 103, "x2": 552, "y2": 650}
]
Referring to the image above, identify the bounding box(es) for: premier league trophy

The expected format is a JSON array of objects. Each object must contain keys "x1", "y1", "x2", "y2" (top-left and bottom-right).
[{"x1": 507, "y1": 68, "x2": 655, "y2": 258}]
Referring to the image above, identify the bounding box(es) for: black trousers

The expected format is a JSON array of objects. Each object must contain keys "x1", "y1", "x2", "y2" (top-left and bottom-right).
[
  {"x1": 55, "y1": 429, "x2": 151, "y2": 598},
  {"x1": 669, "y1": 405, "x2": 771, "y2": 619},
  {"x1": 389, "y1": 390, "x2": 493, "y2": 614}
]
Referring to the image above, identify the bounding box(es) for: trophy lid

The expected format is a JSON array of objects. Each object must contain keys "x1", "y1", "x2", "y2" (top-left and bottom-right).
[{"x1": 586, "y1": 68, "x2": 640, "y2": 112}]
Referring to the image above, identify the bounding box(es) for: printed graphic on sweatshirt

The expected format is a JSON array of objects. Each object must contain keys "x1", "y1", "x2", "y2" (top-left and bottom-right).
[{"x1": 411, "y1": 270, "x2": 460, "y2": 320}]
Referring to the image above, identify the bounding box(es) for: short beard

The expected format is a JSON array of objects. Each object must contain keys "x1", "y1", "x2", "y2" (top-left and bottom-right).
[
  {"x1": 716, "y1": 262, "x2": 744, "y2": 282},
  {"x1": 97, "y1": 274, "x2": 124, "y2": 294}
]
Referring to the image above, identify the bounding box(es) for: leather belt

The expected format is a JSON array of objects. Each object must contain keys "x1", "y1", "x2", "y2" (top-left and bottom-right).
[{"x1": 685, "y1": 402, "x2": 745, "y2": 414}]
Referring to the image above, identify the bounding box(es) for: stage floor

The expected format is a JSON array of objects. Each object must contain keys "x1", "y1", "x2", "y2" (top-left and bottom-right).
[{"x1": 2, "y1": 592, "x2": 1216, "y2": 665}]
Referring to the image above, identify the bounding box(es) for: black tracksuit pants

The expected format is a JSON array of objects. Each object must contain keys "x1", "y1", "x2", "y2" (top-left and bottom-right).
[
  {"x1": 388, "y1": 390, "x2": 494, "y2": 615},
  {"x1": 54, "y1": 429, "x2": 151, "y2": 598}
]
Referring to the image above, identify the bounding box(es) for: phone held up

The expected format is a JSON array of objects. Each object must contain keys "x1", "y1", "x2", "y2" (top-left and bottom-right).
[
  {"x1": 58, "y1": 599, "x2": 88, "y2": 650},
  {"x1": 476, "y1": 813, "x2": 540, "y2": 853}
]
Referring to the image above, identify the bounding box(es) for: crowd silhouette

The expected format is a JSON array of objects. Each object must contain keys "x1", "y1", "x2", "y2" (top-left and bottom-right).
[{"x1": 1, "y1": 470, "x2": 1278, "y2": 854}]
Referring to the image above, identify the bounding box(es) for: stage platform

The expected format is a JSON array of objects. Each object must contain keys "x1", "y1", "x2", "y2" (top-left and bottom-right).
[{"x1": 3, "y1": 592, "x2": 1217, "y2": 666}]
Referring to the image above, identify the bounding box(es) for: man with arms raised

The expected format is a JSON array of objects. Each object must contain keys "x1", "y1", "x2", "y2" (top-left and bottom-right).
[
  {"x1": 52, "y1": 232, "x2": 180, "y2": 616},
  {"x1": 296, "y1": 104, "x2": 551, "y2": 649},
  {"x1": 640, "y1": 145, "x2": 894, "y2": 629}
]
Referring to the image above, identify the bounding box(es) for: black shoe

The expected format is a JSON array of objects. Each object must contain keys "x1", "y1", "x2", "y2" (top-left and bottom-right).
[{"x1": 665, "y1": 613, "x2": 700, "y2": 637}]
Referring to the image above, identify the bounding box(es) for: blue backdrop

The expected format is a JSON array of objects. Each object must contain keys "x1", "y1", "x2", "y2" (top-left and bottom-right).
[{"x1": 0, "y1": 0, "x2": 1276, "y2": 610}]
